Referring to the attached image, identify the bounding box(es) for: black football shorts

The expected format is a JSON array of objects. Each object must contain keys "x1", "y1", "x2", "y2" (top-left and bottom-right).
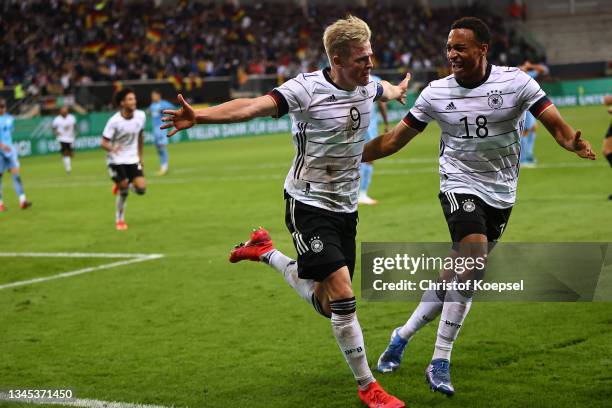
[
  {"x1": 439, "y1": 191, "x2": 512, "y2": 244},
  {"x1": 284, "y1": 192, "x2": 357, "y2": 282},
  {"x1": 108, "y1": 163, "x2": 144, "y2": 183}
]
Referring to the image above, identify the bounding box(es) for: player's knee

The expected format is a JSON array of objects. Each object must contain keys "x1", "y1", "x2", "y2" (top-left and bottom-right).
[
  {"x1": 329, "y1": 296, "x2": 357, "y2": 321},
  {"x1": 324, "y1": 269, "x2": 354, "y2": 301},
  {"x1": 311, "y1": 293, "x2": 331, "y2": 319},
  {"x1": 118, "y1": 180, "x2": 129, "y2": 189}
]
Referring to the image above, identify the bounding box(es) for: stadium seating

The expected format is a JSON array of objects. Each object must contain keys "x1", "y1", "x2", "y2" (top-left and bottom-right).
[{"x1": 0, "y1": 1, "x2": 541, "y2": 95}]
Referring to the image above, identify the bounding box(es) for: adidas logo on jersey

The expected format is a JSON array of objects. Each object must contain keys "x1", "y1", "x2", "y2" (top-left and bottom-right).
[
  {"x1": 324, "y1": 94, "x2": 337, "y2": 103},
  {"x1": 445, "y1": 102, "x2": 457, "y2": 110}
]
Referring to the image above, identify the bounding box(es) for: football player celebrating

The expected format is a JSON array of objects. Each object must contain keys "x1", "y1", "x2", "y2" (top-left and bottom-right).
[
  {"x1": 365, "y1": 17, "x2": 595, "y2": 396},
  {"x1": 162, "y1": 16, "x2": 409, "y2": 408}
]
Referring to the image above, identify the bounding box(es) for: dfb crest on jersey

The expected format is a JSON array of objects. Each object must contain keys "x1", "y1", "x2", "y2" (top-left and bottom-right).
[
  {"x1": 310, "y1": 236, "x2": 324, "y2": 253},
  {"x1": 462, "y1": 199, "x2": 476, "y2": 213},
  {"x1": 487, "y1": 90, "x2": 503, "y2": 109},
  {"x1": 359, "y1": 87, "x2": 368, "y2": 97}
]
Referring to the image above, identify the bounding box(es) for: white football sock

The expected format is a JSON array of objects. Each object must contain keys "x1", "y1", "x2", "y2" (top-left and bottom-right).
[
  {"x1": 330, "y1": 298, "x2": 375, "y2": 390},
  {"x1": 63, "y1": 156, "x2": 71, "y2": 173},
  {"x1": 116, "y1": 189, "x2": 128, "y2": 222},
  {"x1": 432, "y1": 288, "x2": 472, "y2": 361},
  {"x1": 398, "y1": 288, "x2": 444, "y2": 340},
  {"x1": 263, "y1": 249, "x2": 314, "y2": 304}
]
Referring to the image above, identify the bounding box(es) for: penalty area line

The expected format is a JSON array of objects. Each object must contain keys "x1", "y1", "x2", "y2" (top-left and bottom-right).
[
  {"x1": 0, "y1": 253, "x2": 164, "y2": 291},
  {"x1": 0, "y1": 394, "x2": 182, "y2": 408}
]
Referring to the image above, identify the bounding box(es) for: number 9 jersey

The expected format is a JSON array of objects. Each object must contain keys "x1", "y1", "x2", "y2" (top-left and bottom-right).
[
  {"x1": 267, "y1": 69, "x2": 383, "y2": 213},
  {"x1": 403, "y1": 64, "x2": 553, "y2": 209}
]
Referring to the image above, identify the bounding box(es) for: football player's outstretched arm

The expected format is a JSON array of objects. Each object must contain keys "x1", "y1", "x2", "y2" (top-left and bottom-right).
[
  {"x1": 161, "y1": 94, "x2": 277, "y2": 137},
  {"x1": 379, "y1": 73, "x2": 411, "y2": 105},
  {"x1": 538, "y1": 105, "x2": 596, "y2": 160},
  {"x1": 362, "y1": 121, "x2": 420, "y2": 162}
]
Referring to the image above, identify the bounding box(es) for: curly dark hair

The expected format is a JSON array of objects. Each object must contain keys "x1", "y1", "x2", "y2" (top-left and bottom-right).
[{"x1": 451, "y1": 17, "x2": 491, "y2": 45}]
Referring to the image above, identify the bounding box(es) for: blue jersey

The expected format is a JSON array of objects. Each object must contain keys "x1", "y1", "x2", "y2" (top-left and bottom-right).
[
  {"x1": 367, "y1": 75, "x2": 382, "y2": 140},
  {"x1": 149, "y1": 100, "x2": 174, "y2": 135},
  {"x1": 0, "y1": 113, "x2": 15, "y2": 153}
]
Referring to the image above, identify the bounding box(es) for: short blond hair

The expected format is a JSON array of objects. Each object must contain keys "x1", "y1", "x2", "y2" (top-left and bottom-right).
[{"x1": 323, "y1": 15, "x2": 371, "y2": 63}]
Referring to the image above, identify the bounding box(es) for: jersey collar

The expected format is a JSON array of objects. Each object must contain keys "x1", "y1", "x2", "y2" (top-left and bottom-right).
[
  {"x1": 323, "y1": 67, "x2": 352, "y2": 92},
  {"x1": 455, "y1": 63, "x2": 492, "y2": 89}
]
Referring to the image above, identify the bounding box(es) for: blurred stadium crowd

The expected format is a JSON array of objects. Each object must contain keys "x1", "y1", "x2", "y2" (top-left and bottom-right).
[{"x1": 0, "y1": 0, "x2": 541, "y2": 97}]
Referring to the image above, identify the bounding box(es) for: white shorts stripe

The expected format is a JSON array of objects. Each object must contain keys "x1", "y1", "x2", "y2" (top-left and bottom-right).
[
  {"x1": 297, "y1": 233, "x2": 309, "y2": 253},
  {"x1": 446, "y1": 191, "x2": 459, "y2": 213},
  {"x1": 451, "y1": 192, "x2": 459, "y2": 212},
  {"x1": 445, "y1": 192, "x2": 453, "y2": 212},
  {"x1": 290, "y1": 199, "x2": 308, "y2": 254}
]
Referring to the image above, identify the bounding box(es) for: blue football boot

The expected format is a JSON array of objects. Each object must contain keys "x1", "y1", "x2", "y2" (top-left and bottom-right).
[
  {"x1": 425, "y1": 358, "x2": 455, "y2": 396},
  {"x1": 376, "y1": 327, "x2": 408, "y2": 373}
]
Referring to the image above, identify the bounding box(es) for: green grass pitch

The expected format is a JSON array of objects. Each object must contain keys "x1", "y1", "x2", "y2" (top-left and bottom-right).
[{"x1": 0, "y1": 105, "x2": 611, "y2": 408}]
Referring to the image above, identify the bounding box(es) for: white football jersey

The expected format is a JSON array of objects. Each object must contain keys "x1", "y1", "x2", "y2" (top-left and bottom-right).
[
  {"x1": 102, "y1": 110, "x2": 146, "y2": 165},
  {"x1": 269, "y1": 68, "x2": 383, "y2": 212},
  {"x1": 52, "y1": 114, "x2": 77, "y2": 143},
  {"x1": 404, "y1": 64, "x2": 552, "y2": 208}
]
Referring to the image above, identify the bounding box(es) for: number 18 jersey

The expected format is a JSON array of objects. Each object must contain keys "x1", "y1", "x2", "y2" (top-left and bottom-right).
[{"x1": 403, "y1": 64, "x2": 553, "y2": 209}]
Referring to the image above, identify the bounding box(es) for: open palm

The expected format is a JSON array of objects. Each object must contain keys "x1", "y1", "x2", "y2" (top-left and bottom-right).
[{"x1": 161, "y1": 94, "x2": 196, "y2": 137}]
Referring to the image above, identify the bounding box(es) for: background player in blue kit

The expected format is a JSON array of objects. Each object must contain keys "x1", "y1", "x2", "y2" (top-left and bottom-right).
[
  {"x1": 519, "y1": 60, "x2": 549, "y2": 167},
  {"x1": 359, "y1": 74, "x2": 389, "y2": 205},
  {"x1": 0, "y1": 99, "x2": 32, "y2": 211},
  {"x1": 149, "y1": 90, "x2": 174, "y2": 175}
]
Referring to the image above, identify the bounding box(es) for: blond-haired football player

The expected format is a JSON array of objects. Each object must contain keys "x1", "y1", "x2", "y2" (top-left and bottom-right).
[{"x1": 162, "y1": 15, "x2": 409, "y2": 408}]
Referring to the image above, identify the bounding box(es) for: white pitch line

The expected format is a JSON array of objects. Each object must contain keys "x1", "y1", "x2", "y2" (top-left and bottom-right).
[
  {"x1": 0, "y1": 253, "x2": 164, "y2": 291},
  {"x1": 0, "y1": 252, "x2": 159, "y2": 258},
  {"x1": 0, "y1": 394, "x2": 181, "y2": 408}
]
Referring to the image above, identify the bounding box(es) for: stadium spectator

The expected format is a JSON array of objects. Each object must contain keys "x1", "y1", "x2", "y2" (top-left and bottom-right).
[{"x1": 0, "y1": 0, "x2": 542, "y2": 97}]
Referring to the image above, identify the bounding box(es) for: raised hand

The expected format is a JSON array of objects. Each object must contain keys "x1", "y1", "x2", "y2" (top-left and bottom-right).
[
  {"x1": 572, "y1": 130, "x2": 596, "y2": 160},
  {"x1": 396, "y1": 73, "x2": 411, "y2": 105},
  {"x1": 161, "y1": 94, "x2": 196, "y2": 137}
]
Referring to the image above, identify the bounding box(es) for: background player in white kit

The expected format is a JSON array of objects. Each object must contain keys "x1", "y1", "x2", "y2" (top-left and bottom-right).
[
  {"x1": 161, "y1": 16, "x2": 409, "y2": 408},
  {"x1": 101, "y1": 88, "x2": 147, "y2": 231},
  {"x1": 52, "y1": 106, "x2": 77, "y2": 174},
  {"x1": 362, "y1": 17, "x2": 595, "y2": 396}
]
